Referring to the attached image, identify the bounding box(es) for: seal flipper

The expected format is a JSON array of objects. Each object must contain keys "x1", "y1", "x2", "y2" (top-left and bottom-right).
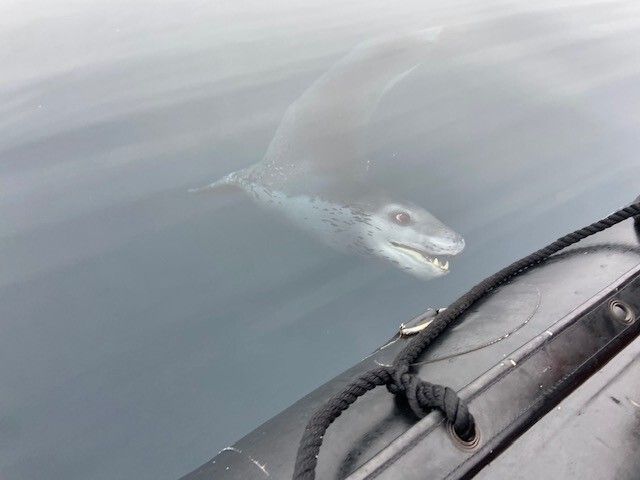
[{"x1": 188, "y1": 169, "x2": 249, "y2": 195}]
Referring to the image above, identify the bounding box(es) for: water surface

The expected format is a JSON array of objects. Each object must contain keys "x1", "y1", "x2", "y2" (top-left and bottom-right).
[{"x1": 1, "y1": 1, "x2": 640, "y2": 479}]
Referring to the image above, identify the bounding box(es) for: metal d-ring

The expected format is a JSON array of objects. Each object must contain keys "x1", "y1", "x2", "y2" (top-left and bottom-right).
[{"x1": 399, "y1": 308, "x2": 446, "y2": 337}]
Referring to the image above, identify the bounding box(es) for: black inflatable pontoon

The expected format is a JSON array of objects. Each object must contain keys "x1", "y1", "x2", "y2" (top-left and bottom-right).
[{"x1": 181, "y1": 202, "x2": 640, "y2": 480}]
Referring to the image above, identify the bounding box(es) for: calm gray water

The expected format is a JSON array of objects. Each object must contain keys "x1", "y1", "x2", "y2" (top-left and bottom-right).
[{"x1": 2, "y1": 1, "x2": 640, "y2": 479}]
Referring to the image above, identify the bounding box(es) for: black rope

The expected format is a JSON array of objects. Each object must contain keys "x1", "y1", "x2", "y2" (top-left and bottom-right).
[{"x1": 293, "y1": 201, "x2": 640, "y2": 480}]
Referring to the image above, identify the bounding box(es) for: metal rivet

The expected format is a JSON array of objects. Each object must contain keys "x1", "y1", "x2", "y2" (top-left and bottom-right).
[{"x1": 609, "y1": 299, "x2": 635, "y2": 325}]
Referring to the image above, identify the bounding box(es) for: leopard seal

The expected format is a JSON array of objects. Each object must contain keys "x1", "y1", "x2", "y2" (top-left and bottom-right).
[{"x1": 192, "y1": 27, "x2": 465, "y2": 279}]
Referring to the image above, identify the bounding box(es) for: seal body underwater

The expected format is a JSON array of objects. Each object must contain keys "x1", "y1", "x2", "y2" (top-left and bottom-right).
[{"x1": 192, "y1": 27, "x2": 465, "y2": 279}]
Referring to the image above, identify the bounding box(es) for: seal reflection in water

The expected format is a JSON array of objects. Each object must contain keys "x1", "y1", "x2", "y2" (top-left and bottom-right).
[{"x1": 192, "y1": 27, "x2": 465, "y2": 279}]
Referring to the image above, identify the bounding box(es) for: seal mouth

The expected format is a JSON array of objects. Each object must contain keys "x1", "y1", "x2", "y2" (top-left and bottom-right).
[{"x1": 390, "y1": 241, "x2": 450, "y2": 271}]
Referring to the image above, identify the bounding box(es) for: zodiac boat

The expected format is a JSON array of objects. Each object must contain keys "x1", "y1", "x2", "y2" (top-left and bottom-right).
[{"x1": 181, "y1": 200, "x2": 640, "y2": 480}]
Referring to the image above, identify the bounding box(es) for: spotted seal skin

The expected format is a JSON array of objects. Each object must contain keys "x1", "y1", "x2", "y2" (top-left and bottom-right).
[{"x1": 192, "y1": 27, "x2": 465, "y2": 279}]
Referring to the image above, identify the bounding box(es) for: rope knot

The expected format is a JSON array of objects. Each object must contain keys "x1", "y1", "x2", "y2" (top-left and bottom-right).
[
  {"x1": 385, "y1": 365, "x2": 409, "y2": 395},
  {"x1": 385, "y1": 366, "x2": 475, "y2": 440}
]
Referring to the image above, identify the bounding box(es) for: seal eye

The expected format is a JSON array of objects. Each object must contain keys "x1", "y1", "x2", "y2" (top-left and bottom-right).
[{"x1": 392, "y1": 211, "x2": 411, "y2": 226}]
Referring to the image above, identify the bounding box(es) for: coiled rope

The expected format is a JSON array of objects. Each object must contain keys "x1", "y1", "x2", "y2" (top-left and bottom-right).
[{"x1": 293, "y1": 201, "x2": 640, "y2": 480}]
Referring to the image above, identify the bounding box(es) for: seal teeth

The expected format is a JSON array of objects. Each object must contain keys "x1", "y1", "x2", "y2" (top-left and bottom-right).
[
  {"x1": 432, "y1": 257, "x2": 449, "y2": 270},
  {"x1": 390, "y1": 242, "x2": 451, "y2": 270}
]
